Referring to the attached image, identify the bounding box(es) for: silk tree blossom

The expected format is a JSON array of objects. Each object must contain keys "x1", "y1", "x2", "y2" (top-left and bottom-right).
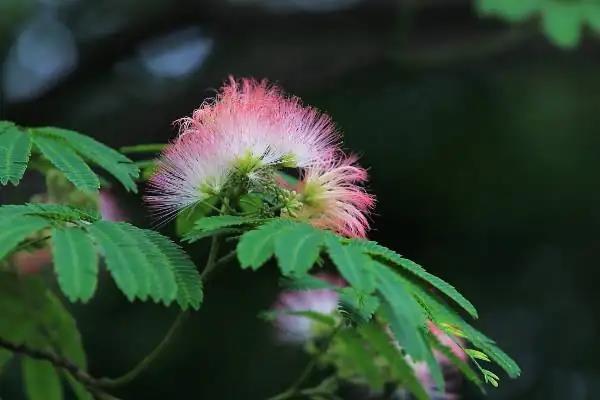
[
  {"x1": 183, "y1": 78, "x2": 340, "y2": 169},
  {"x1": 146, "y1": 77, "x2": 342, "y2": 220},
  {"x1": 146, "y1": 77, "x2": 374, "y2": 236},
  {"x1": 273, "y1": 274, "x2": 344, "y2": 343},
  {"x1": 293, "y1": 156, "x2": 375, "y2": 238}
]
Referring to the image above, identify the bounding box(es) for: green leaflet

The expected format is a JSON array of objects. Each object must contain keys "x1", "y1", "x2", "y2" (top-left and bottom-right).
[
  {"x1": 352, "y1": 239, "x2": 478, "y2": 318},
  {"x1": 428, "y1": 334, "x2": 485, "y2": 392},
  {"x1": 0, "y1": 215, "x2": 49, "y2": 260},
  {"x1": 420, "y1": 331, "x2": 446, "y2": 393},
  {"x1": 52, "y1": 227, "x2": 99, "y2": 303},
  {"x1": 476, "y1": 0, "x2": 600, "y2": 49},
  {"x1": 142, "y1": 229, "x2": 203, "y2": 310},
  {"x1": 185, "y1": 214, "x2": 258, "y2": 243},
  {"x1": 87, "y1": 221, "x2": 150, "y2": 301},
  {"x1": 0, "y1": 204, "x2": 201, "y2": 309},
  {"x1": 86, "y1": 221, "x2": 202, "y2": 309},
  {"x1": 237, "y1": 220, "x2": 289, "y2": 270},
  {"x1": 542, "y1": 2, "x2": 581, "y2": 48},
  {"x1": 32, "y1": 134, "x2": 100, "y2": 192},
  {"x1": 358, "y1": 324, "x2": 429, "y2": 400},
  {"x1": 22, "y1": 358, "x2": 63, "y2": 400},
  {"x1": 34, "y1": 127, "x2": 139, "y2": 192},
  {"x1": 274, "y1": 223, "x2": 324, "y2": 276},
  {"x1": 0, "y1": 203, "x2": 99, "y2": 223},
  {"x1": 1, "y1": 121, "x2": 139, "y2": 192},
  {"x1": 120, "y1": 225, "x2": 179, "y2": 305},
  {"x1": 338, "y1": 287, "x2": 380, "y2": 324},
  {"x1": 325, "y1": 236, "x2": 375, "y2": 293},
  {"x1": 397, "y1": 258, "x2": 477, "y2": 319},
  {"x1": 401, "y1": 274, "x2": 521, "y2": 378},
  {"x1": 0, "y1": 124, "x2": 31, "y2": 185},
  {"x1": 372, "y1": 261, "x2": 428, "y2": 362},
  {"x1": 279, "y1": 274, "x2": 338, "y2": 291}
]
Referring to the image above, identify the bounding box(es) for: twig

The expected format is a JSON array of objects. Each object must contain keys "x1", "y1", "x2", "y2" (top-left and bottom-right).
[
  {"x1": 200, "y1": 234, "x2": 223, "y2": 280},
  {"x1": 119, "y1": 144, "x2": 165, "y2": 154},
  {"x1": 11, "y1": 236, "x2": 51, "y2": 254},
  {"x1": 98, "y1": 312, "x2": 188, "y2": 388},
  {"x1": 0, "y1": 336, "x2": 122, "y2": 400}
]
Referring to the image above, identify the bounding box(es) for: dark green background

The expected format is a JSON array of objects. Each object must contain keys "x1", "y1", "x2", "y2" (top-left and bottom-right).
[{"x1": 1, "y1": 1, "x2": 599, "y2": 399}]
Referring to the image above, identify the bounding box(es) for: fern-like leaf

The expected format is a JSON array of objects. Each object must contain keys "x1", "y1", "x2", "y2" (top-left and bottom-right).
[
  {"x1": 373, "y1": 261, "x2": 428, "y2": 362},
  {"x1": 353, "y1": 239, "x2": 478, "y2": 318},
  {"x1": 237, "y1": 220, "x2": 290, "y2": 270},
  {"x1": 0, "y1": 123, "x2": 31, "y2": 185},
  {"x1": 400, "y1": 273, "x2": 521, "y2": 378},
  {"x1": 142, "y1": 229, "x2": 203, "y2": 310},
  {"x1": 51, "y1": 227, "x2": 99, "y2": 303},
  {"x1": 325, "y1": 236, "x2": 375, "y2": 293},
  {"x1": 274, "y1": 223, "x2": 324, "y2": 276},
  {"x1": 0, "y1": 203, "x2": 98, "y2": 223},
  {"x1": 32, "y1": 134, "x2": 100, "y2": 192},
  {"x1": 0, "y1": 215, "x2": 49, "y2": 260},
  {"x1": 34, "y1": 127, "x2": 139, "y2": 192},
  {"x1": 428, "y1": 333, "x2": 485, "y2": 392},
  {"x1": 86, "y1": 221, "x2": 151, "y2": 301},
  {"x1": 338, "y1": 287, "x2": 380, "y2": 324},
  {"x1": 86, "y1": 221, "x2": 202, "y2": 309},
  {"x1": 185, "y1": 215, "x2": 260, "y2": 243}
]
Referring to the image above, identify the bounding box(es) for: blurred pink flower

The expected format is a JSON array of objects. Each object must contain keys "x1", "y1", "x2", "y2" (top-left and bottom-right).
[
  {"x1": 273, "y1": 274, "x2": 344, "y2": 343},
  {"x1": 99, "y1": 190, "x2": 127, "y2": 221},
  {"x1": 14, "y1": 248, "x2": 52, "y2": 276}
]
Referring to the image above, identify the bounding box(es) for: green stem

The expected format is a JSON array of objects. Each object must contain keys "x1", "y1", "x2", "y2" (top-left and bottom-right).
[
  {"x1": 101, "y1": 234, "x2": 223, "y2": 388},
  {"x1": 119, "y1": 144, "x2": 166, "y2": 154},
  {"x1": 10, "y1": 235, "x2": 51, "y2": 255},
  {"x1": 99, "y1": 312, "x2": 188, "y2": 388},
  {"x1": 200, "y1": 235, "x2": 222, "y2": 280},
  {"x1": 0, "y1": 336, "x2": 122, "y2": 400}
]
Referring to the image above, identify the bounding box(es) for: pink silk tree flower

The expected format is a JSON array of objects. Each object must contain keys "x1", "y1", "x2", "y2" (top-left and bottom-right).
[
  {"x1": 181, "y1": 77, "x2": 340, "y2": 169},
  {"x1": 13, "y1": 248, "x2": 52, "y2": 276},
  {"x1": 146, "y1": 77, "x2": 342, "y2": 220},
  {"x1": 273, "y1": 274, "x2": 345, "y2": 343},
  {"x1": 295, "y1": 156, "x2": 375, "y2": 238}
]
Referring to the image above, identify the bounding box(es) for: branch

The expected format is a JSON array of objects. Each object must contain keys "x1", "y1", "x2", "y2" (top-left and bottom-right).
[
  {"x1": 0, "y1": 336, "x2": 121, "y2": 400},
  {"x1": 98, "y1": 234, "x2": 225, "y2": 388},
  {"x1": 98, "y1": 312, "x2": 188, "y2": 388}
]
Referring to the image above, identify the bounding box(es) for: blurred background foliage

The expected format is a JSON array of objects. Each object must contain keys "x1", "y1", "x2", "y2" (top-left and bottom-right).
[{"x1": 1, "y1": 0, "x2": 599, "y2": 399}]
